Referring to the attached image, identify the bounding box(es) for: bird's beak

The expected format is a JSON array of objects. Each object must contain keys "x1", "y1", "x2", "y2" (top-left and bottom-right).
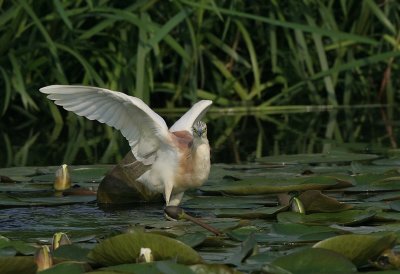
[{"x1": 196, "y1": 128, "x2": 203, "y2": 137}]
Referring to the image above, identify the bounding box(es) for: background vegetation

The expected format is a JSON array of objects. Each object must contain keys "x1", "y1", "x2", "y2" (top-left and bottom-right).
[{"x1": 1, "y1": 0, "x2": 399, "y2": 167}]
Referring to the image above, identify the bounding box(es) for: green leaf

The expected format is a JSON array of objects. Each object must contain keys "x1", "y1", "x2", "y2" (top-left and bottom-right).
[
  {"x1": 190, "y1": 264, "x2": 241, "y2": 274},
  {"x1": 214, "y1": 205, "x2": 288, "y2": 219},
  {"x1": 297, "y1": 190, "x2": 353, "y2": 213},
  {"x1": 224, "y1": 234, "x2": 257, "y2": 265},
  {"x1": 257, "y1": 152, "x2": 379, "y2": 164},
  {"x1": 38, "y1": 262, "x2": 87, "y2": 274},
  {"x1": 313, "y1": 233, "x2": 397, "y2": 266},
  {"x1": 176, "y1": 232, "x2": 207, "y2": 248},
  {"x1": 267, "y1": 248, "x2": 357, "y2": 273},
  {"x1": 181, "y1": 0, "x2": 378, "y2": 45},
  {"x1": 87, "y1": 231, "x2": 203, "y2": 266},
  {"x1": 100, "y1": 261, "x2": 195, "y2": 274},
  {"x1": 201, "y1": 175, "x2": 353, "y2": 195},
  {"x1": 53, "y1": 245, "x2": 91, "y2": 261},
  {"x1": 0, "y1": 239, "x2": 36, "y2": 255},
  {"x1": 277, "y1": 210, "x2": 376, "y2": 226},
  {"x1": 0, "y1": 256, "x2": 37, "y2": 274}
]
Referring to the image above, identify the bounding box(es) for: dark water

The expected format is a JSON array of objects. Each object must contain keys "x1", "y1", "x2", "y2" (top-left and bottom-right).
[
  {"x1": 1, "y1": 105, "x2": 399, "y2": 167},
  {"x1": 0, "y1": 203, "x2": 164, "y2": 242}
]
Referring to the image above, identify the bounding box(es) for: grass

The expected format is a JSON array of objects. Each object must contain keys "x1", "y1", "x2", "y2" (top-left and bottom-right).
[{"x1": 0, "y1": 0, "x2": 399, "y2": 166}]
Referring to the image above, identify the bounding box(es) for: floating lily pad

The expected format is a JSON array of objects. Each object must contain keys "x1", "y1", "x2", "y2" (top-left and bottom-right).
[
  {"x1": 99, "y1": 261, "x2": 195, "y2": 274},
  {"x1": 184, "y1": 195, "x2": 274, "y2": 209},
  {"x1": 389, "y1": 201, "x2": 400, "y2": 212},
  {"x1": 0, "y1": 182, "x2": 51, "y2": 192},
  {"x1": 252, "y1": 223, "x2": 343, "y2": 244},
  {"x1": 176, "y1": 232, "x2": 207, "y2": 248},
  {"x1": 0, "y1": 167, "x2": 40, "y2": 178},
  {"x1": 277, "y1": 210, "x2": 376, "y2": 226},
  {"x1": 347, "y1": 174, "x2": 400, "y2": 192},
  {"x1": 87, "y1": 231, "x2": 203, "y2": 266},
  {"x1": 190, "y1": 263, "x2": 241, "y2": 274},
  {"x1": 266, "y1": 247, "x2": 357, "y2": 273},
  {"x1": 364, "y1": 192, "x2": 400, "y2": 202},
  {"x1": 313, "y1": 233, "x2": 397, "y2": 266},
  {"x1": 0, "y1": 256, "x2": 37, "y2": 274},
  {"x1": 224, "y1": 234, "x2": 257, "y2": 265},
  {"x1": 0, "y1": 193, "x2": 96, "y2": 208},
  {"x1": 214, "y1": 205, "x2": 288, "y2": 219},
  {"x1": 297, "y1": 190, "x2": 353, "y2": 213},
  {"x1": 226, "y1": 226, "x2": 261, "y2": 242},
  {"x1": 70, "y1": 166, "x2": 111, "y2": 183},
  {"x1": 257, "y1": 152, "x2": 379, "y2": 165},
  {"x1": 0, "y1": 238, "x2": 36, "y2": 255},
  {"x1": 201, "y1": 175, "x2": 353, "y2": 195},
  {"x1": 374, "y1": 212, "x2": 400, "y2": 222},
  {"x1": 53, "y1": 244, "x2": 91, "y2": 261},
  {"x1": 38, "y1": 262, "x2": 88, "y2": 274}
]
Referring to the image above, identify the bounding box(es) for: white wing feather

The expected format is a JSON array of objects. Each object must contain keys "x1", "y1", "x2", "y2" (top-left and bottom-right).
[
  {"x1": 40, "y1": 85, "x2": 170, "y2": 165},
  {"x1": 169, "y1": 100, "x2": 212, "y2": 133}
]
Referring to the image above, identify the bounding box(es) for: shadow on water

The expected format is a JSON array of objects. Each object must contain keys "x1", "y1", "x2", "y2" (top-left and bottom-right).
[{"x1": 0, "y1": 105, "x2": 399, "y2": 167}]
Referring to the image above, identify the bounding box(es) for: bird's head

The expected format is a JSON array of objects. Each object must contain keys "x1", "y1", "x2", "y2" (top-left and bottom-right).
[{"x1": 192, "y1": 121, "x2": 207, "y2": 139}]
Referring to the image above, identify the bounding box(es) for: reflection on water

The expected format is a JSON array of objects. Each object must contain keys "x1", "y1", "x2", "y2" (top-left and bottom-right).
[
  {"x1": 0, "y1": 203, "x2": 164, "y2": 241},
  {"x1": 0, "y1": 105, "x2": 399, "y2": 167}
]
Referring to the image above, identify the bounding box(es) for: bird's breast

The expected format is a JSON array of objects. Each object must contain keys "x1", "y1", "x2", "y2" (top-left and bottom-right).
[{"x1": 174, "y1": 141, "x2": 210, "y2": 192}]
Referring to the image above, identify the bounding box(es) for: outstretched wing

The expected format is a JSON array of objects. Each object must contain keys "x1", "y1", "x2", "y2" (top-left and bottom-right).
[
  {"x1": 169, "y1": 100, "x2": 212, "y2": 133},
  {"x1": 40, "y1": 85, "x2": 170, "y2": 165}
]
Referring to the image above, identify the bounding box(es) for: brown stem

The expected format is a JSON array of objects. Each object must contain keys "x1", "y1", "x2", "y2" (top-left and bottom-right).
[
  {"x1": 182, "y1": 213, "x2": 222, "y2": 236},
  {"x1": 164, "y1": 206, "x2": 222, "y2": 236}
]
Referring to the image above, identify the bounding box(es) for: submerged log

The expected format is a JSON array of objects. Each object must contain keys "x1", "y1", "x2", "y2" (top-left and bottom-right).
[{"x1": 97, "y1": 152, "x2": 163, "y2": 204}]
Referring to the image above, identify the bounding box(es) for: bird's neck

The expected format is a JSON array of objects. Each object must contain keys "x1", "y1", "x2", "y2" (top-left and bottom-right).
[{"x1": 192, "y1": 136, "x2": 209, "y2": 150}]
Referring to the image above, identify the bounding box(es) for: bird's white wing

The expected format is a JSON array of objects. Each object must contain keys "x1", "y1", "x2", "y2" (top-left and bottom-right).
[
  {"x1": 169, "y1": 100, "x2": 212, "y2": 133},
  {"x1": 40, "y1": 85, "x2": 170, "y2": 165}
]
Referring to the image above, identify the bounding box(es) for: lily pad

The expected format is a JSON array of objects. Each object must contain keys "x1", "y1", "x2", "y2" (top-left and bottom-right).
[
  {"x1": 313, "y1": 233, "x2": 397, "y2": 266},
  {"x1": 190, "y1": 263, "x2": 241, "y2": 273},
  {"x1": 0, "y1": 238, "x2": 36, "y2": 255},
  {"x1": 347, "y1": 174, "x2": 400, "y2": 192},
  {"x1": 38, "y1": 262, "x2": 88, "y2": 274},
  {"x1": 214, "y1": 205, "x2": 288, "y2": 219},
  {"x1": 257, "y1": 152, "x2": 379, "y2": 165},
  {"x1": 53, "y1": 244, "x2": 91, "y2": 261},
  {"x1": 296, "y1": 190, "x2": 353, "y2": 213},
  {"x1": 184, "y1": 195, "x2": 274, "y2": 209},
  {"x1": 176, "y1": 232, "x2": 207, "y2": 248},
  {"x1": 277, "y1": 210, "x2": 376, "y2": 226},
  {"x1": 0, "y1": 256, "x2": 37, "y2": 274},
  {"x1": 87, "y1": 231, "x2": 203, "y2": 266},
  {"x1": 0, "y1": 193, "x2": 96, "y2": 208},
  {"x1": 99, "y1": 261, "x2": 195, "y2": 274},
  {"x1": 224, "y1": 234, "x2": 257, "y2": 265},
  {"x1": 267, "y1": 247, "x2": 357, "y2": 273},
  {"x1": 389, "y1": 201, "x2": 400, "y2": 212},
  {"x1": 201, "y1": 175, "x2": 353, "y2": 195}
]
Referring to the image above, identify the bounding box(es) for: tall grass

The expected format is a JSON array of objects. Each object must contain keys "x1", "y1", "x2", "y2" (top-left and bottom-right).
[{"x1": 0, "y1": 0, "x2": 399, "y2": 166}]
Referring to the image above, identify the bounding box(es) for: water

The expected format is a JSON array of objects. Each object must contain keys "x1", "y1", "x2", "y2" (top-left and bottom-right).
[{"x1": 0, "y1": 203, "x2": 165, "y2": 242}]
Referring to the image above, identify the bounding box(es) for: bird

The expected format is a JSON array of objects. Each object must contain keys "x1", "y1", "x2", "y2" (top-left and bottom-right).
[{"x1": 40, "y1": 85, "x2": 212, "y2": 206}]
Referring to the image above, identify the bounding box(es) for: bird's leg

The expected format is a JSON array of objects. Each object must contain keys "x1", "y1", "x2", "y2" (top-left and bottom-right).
[
  {"x1": 163, "y1": 182, "x2": 174, "y2": 206},
  {"x1": 168, "y1": 192, "x2": 184, "y2": 206}
]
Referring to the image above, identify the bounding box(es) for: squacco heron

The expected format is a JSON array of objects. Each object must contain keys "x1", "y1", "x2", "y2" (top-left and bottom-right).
[{"x1": 40, "y1": 85, "x2": 212, "y2": 206}]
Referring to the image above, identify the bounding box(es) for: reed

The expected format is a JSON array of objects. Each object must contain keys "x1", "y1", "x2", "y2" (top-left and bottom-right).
[{"x1": 0, "y1": 0, "x2": 399, "y2": 166}]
